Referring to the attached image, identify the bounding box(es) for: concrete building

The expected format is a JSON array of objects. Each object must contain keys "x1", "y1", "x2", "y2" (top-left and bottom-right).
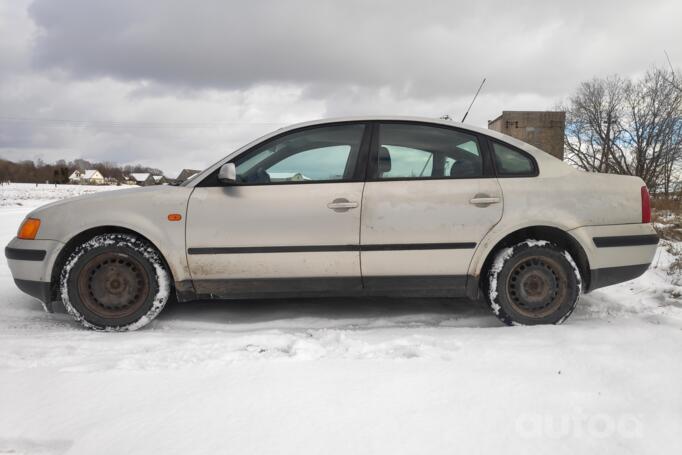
[{"x1": 488, "y1": 111, "x2": 565, "y2": 160}]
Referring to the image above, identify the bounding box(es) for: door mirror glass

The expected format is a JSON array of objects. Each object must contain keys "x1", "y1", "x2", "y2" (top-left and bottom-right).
[{"x1": 218, "y1": 163, "x2": 237, "y2": 184}]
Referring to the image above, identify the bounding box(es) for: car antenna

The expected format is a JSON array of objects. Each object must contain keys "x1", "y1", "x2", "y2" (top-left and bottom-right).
[{"x1": 460, "y1": 77, "x2": 486, "y2": 123}]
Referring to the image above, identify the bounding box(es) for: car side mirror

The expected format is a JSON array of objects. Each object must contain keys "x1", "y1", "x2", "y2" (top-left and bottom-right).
[{"x1": 218, "y1": 163, "x2": 237, "y2": 185}]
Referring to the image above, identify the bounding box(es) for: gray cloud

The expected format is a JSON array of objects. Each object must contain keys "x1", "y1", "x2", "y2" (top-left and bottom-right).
[
  {"x1": 0, "y1": 0, "x2": 680, "y2": 176},
  {"x1": 29, "y1": 0, "x2": 682, "y2": 98}
]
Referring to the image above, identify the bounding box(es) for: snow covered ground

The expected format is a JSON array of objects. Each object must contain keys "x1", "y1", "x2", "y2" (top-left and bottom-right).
[{"x1": 0, "y1": 184, "x2": 680, "y2": 454}]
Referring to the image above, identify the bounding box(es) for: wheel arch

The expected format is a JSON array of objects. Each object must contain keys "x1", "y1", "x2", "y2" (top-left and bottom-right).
[
  {"x1": 474, "y1": 225, "x2": 591, "y2": 297},
  {"x1": 49, "y1": 225, "x2": 178, "y2": 302}
]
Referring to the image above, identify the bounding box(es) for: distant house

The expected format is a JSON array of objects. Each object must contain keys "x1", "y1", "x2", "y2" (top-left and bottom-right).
[
  {"x1": 176, "y1": 168, "x2": 201, "y2": 183},
  {"x1": 152, "y1": 175, "x2": 167, "y2": 185},
  {"x1": 129, "y1": 173, "x2": 155, "y2": 186},
  {"x1": 68, "y1": 169, "x2": 105, "y2": 185},
  {"x1": 269, "y1": 172, "x2": 311, "y2": 182}
]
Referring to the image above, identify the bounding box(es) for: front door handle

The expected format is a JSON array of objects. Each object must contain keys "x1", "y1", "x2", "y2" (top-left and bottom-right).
[
  {"x1": 327, "y1": 198, "x2": 359, "y2": 212},
  {"x1": 469, "y1": 194, "x2": 501, "y2": 207}
]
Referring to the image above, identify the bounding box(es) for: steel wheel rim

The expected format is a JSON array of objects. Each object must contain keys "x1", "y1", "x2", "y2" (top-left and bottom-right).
[
  {"x1": 505, "y1": 255, "x2": 568, "y2": 318},
  {"x1": 77, "y1": 251, "x2": 150, "y2": 319}
]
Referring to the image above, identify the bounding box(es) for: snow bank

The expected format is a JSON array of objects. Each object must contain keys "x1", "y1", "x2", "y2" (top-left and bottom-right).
[
  {"x1": 0, "y1": 189, "x2": 680, "y2": 454},
  {"x1": 0, "y1": 182, "x2": 131, "y2": 207},
  {"x1": 577, "y1": 241, "x2": 682, "y2": 320}
]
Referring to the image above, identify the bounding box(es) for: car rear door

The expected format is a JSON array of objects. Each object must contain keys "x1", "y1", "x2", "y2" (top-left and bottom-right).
[
  {"x1": 360, "y1": 122, "x2": 503, "y2": 295},
  {"x1": 186, "y1": 122, "x2": 370, "y2": 297}
]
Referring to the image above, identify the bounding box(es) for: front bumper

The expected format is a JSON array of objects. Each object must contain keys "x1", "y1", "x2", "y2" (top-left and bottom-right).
[
  {"x1": 5, "y1": 237, "x2": 65, "y2": 311},
  {"x1": 13, "y1": 279, "x2": 53, "y2": 310}
]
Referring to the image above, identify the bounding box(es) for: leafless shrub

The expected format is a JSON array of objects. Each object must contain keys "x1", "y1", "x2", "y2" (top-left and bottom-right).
[
  {"x1": 663, "y1": 242, "x2": 682, "y2": 286},
  {"x1": 652, "y1": 197, "x2": 682, "y2": 241},
  {"x1": 652, "y1": 198, "x2": 682, "y2": 286}
]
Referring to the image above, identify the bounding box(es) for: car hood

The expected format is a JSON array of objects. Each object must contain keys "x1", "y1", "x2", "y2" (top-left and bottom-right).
[
  {"x1": 24, "y1": 184, "x2": 195, "y2": 245},
  {"x1": 27, "y1": 186, "x2": 178, "y2": 218}
]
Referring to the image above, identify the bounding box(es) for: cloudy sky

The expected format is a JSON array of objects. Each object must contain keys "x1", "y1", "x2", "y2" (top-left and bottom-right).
[{"x1": 1, "y1": 0, "x2": 680, "y2": 177}]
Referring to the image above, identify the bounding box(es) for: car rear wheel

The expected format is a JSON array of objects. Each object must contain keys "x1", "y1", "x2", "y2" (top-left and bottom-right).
[
  {"x1": 486, "y1": 240, "x2": 581, "y2": 325},
  {"x1": 60, "y1": 233, "x2": 171, "y2": 331}
]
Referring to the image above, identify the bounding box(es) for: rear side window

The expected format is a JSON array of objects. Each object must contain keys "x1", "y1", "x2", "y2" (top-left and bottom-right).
[
  {"x1": 491, "y1": 142, "x2": 536, "y2": 176},
  {"x1": 375, "y1": 123, "x2": 483, "y2": 179}
]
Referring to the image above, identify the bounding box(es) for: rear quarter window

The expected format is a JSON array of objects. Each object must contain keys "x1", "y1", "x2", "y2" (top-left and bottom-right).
[{"x1": 491, "y1": 142, "x2": 536, "y2": 177}]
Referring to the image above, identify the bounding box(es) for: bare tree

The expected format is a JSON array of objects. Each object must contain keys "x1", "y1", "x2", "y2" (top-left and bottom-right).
[
  {"x1": 623, "y1": 69, "x2": 682, "y2": 194},
  {"x1": 564, "y1": 68, "x2": 682, "y2": 196},
  {"x1": 0, "y1": 158, "x2": 167, "y2": 184},
  {"x1": 564, "y1": 75, "x2": 627, "y2": 173}
]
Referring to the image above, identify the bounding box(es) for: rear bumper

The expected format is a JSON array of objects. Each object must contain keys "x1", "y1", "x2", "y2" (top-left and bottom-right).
[
  {"x1": 589, "y1": 263, "x2": 650, "y2": 291},
  {"x1": 569, "y1": 224, "x2": 658, "y2": 291}
]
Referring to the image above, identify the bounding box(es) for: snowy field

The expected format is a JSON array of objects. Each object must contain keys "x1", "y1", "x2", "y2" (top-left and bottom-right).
[{"x1": 0, "y1": 184, "x2": 681, "y2": 454}]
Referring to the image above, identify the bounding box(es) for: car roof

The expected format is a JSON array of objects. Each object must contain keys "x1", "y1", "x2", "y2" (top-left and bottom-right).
[
  {"x1": 273, "y1": 115, "x2": 489, "y2": 135},
  {"x1": 268, "y1": 116, "x2": 556, "y2": 157}
]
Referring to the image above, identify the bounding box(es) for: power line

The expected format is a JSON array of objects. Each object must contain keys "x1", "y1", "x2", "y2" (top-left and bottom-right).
[{"x1": 0, "y1": 116, "x2": 287, "y2": 129}]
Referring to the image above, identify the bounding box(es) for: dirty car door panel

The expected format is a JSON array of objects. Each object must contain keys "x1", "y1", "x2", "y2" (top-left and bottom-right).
[
  {"x1": 186, "y1": 123, "x2": 368, "y2": 297},
  {"x1": 360, "y1": 122, "x2": 503, "y2": 294}
]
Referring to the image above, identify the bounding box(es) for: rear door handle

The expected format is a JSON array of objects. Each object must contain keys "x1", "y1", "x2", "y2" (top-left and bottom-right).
[
  {"x1": 327, "y1": 198, "x2": 359, "y2": 212},
  {"x1": 469, "y1": 194, "x2": 501, "y2": 206}
]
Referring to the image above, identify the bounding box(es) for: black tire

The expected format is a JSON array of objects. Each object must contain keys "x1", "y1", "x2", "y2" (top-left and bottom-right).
[
  {"x1": 59, "y1": 233, "x2": 171, "y2": 331},
  {"x1": 486, "y1": 240, "x2": 581, "y2": 326}
]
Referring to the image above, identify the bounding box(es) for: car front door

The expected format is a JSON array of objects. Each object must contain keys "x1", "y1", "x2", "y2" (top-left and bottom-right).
[
  {"x1": 360, "y1": 122, "x2": 503, "y2": 295},
  {"x1": 186, "y1": 123, "x2": 369, "y2": 297}
]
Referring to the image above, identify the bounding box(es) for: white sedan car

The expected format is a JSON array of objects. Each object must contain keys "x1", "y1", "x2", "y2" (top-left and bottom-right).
[{"x1": 5, "y1": 117, "x2": 658, "y2": 330}]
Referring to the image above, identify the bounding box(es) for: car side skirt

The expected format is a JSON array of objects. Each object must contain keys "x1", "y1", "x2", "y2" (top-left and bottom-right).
[
  {"x1": 187, "y1": 242, "x2": 477, "y2": 255},
  {"x1": 175, "y1": 275, "x2": 476, "y2": 301}
]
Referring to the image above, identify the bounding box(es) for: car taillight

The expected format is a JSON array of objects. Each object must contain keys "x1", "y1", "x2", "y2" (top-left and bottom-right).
[
  {"x1": 641, "y1": 186, "x2": 651, "y2": 224},
  {"x1": 18, "y1": 218, "x2": 41, "y2": 240}
]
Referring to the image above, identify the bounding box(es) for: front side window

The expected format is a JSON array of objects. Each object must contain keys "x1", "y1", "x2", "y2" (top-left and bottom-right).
[
  {"x1": 491, "y1": 142, "x2": 535, "y2": 176},
  {"x1": 375, "y1": 123, "x2": 483, "y2": 179},
  {"x1": 233, "y1": 124, "x2": 365, "y2": 184}
]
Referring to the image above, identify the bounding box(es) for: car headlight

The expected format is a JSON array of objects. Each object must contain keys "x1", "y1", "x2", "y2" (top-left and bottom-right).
[{"x1": 18, "y1": 218, "x2": 41, "y2": 240}]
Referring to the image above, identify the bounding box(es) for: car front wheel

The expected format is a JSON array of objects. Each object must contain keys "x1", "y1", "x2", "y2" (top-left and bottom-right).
[
  {"x1": 60, "y1": 233, "x2": 171, "y2": 331},
  {"x1": 486, "y1": 240, "x2": 581, "y2": 325}
]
